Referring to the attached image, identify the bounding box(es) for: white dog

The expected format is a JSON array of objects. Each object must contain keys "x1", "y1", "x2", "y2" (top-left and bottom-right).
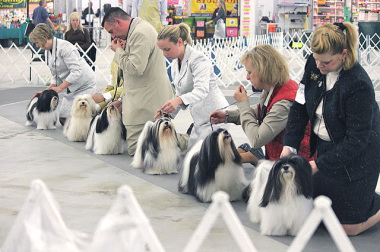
[
  {"x1": 63, "y1": 94, "x2": 96, "y2": 142},
  {"x1": 178, "y1": 128, "x2": 247, "y2": 202},
  {"x1": 246, "y1": 155, "x2": 314, "y2": 236},
  {"x1": 26, "y1": 89, "x2": 59, "y2": 130},
  {"x1": 85, "y1": 105, "x2": 126, "y2": 155},
  {"x1": 132, "y1": 117, "x2": 180, "y2": 175}
]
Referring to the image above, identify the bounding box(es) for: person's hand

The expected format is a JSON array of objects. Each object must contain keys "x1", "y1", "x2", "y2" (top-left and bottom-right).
[
  {"x1": 50, "y1": 85, "x2": 63, "y2": 93},
  {"x1": 119, "y1": 39, "x2": 126, "y2": 49},
  {"x1": 107, "y1": 100, "x2": 122, "y2": 113},
  {"x1": 32, "y1": 90, "x2": 43, "y2": 99},
  {"x1": 280, "y1": 147, "x2": 292, "y2": 158},
  {"x1": 210, "y1": 110, "x2": 226, "y2": 124},
  {"x1": 92, "y1": 94, "x2": 105, "y2": 103},
  {"x1": 154, "y1": 109, "x2": 162, "y2": 120},
  {"x1": 309, "y1": 160, "x2": 319, "y2": 175},
  {"x1": 110, "y1": 38, "x2": 122, "y2": 52},
  {"x1": 233, "y1": 85, "x2": 248, "y2": 103},
  {"x1": 160, "y1": 97, "x2": 182, "y2": 114}
]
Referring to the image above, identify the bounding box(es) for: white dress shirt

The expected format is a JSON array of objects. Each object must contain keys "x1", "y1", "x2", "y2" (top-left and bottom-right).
[{"x1": 313, "y1": 68, "x2": 342, "y2": 141}]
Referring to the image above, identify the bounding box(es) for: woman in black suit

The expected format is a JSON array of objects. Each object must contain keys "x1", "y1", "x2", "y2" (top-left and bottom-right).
[{"x1": 281, "y1": 22, "x2": 380, "y2": 236}]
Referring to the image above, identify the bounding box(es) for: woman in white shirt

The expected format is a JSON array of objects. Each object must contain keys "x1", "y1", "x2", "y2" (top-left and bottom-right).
[
  {"x1": 29, "y1": 23, "x2": 96, "y2": 125},
  {"x1": 156, "y1": 23, "x2": 229, "y2": 150}
]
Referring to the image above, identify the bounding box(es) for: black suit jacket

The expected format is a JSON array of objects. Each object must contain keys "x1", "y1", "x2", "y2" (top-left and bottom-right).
[{"x1": 284, "y1": 54, "x2": 380, "y2": 181}]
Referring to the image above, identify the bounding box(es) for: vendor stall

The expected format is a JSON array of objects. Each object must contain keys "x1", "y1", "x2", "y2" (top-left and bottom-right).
[
  {"x1": 167, "y1": 0, "x2": 240, "y2": 39},
  {"x1": 0, "y1": 22, "x2": 27, "y2": 46}
]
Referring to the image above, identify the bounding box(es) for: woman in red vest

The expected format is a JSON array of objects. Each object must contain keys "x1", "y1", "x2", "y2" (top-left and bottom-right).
[{"x1": 210, "y1": 44, "x2": 312, "y2": 164}]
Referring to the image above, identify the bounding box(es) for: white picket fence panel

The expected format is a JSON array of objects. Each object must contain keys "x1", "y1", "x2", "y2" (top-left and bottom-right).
[{"x1": 0, "y1": 32, "x2": 379, "y2": 92}]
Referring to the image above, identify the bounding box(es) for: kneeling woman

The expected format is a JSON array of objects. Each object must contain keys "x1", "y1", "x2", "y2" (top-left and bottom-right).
[{"x1": 29, "y1": 23, "x2": 96, "y2": 125}]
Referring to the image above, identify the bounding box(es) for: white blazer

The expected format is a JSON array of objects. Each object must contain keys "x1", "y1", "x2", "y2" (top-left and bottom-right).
[
  {"x1": 47, "y1": 37, "x2": 96, "y2": 117},
  {"x1": 47, "y1": 37, "x2": 95, "y2": 94},
  {"x1": 171, "y1": 45, "x2": 229, "y2": 147}
]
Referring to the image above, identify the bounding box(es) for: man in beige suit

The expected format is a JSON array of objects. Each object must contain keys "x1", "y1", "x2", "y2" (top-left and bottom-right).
[{"x1": 102, "y1": 7, "x2": 173, "y2": 155}]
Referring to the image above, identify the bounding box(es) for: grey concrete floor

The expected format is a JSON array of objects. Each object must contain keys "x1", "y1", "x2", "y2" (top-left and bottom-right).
[{"x1": 0, "y1": 86, "x2": 379, "y2": 252}]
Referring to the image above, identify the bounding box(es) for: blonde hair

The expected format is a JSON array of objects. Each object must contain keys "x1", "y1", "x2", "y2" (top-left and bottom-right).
[
  {"x1": 240, "y1": 44, "x2": 289, "y2": 87},
  {"x1": 29, "y1": 23, "x2": 53, "y2": 45},
  {"x1": 218, "y1": 0, "x2": 227, "y2": 13},
  {"x1": 67, "y1": 12, "x2": 84, "y2": 32},
  {"x1": 157, "y1": 23, "x2": 192, "y2": 45},
  {"x1": 311, "y1": 22, "x2": 358, "y2": 70}
]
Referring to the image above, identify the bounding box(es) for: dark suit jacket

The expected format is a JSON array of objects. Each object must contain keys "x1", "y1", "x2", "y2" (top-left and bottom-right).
[{"x1": 284, "y1": 54, "x2": 380, "y2": 181}]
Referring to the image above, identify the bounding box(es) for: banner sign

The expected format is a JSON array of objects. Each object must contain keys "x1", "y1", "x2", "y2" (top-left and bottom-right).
[
  {"x1": 29, "y1": 0, "x2": 53, "y2": 3},
  {"x1": 0, "y1": 0, "x2": 26, "y2": 9},
  {"x1": 168, "y1": 0, "x2": 179, "y2": 4},
  {"x1": 191, "y1": 0, "x2": 238, "y2": 16}
]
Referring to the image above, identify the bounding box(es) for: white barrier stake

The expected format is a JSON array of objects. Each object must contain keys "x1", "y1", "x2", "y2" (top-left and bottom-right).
[
  {"x1": 183, "y1": 191, "x2": 257, "y2": 252},
  {"x1": 118, "y1": 186, "x2": 165, "y2": 252},
  {"x1": 316, "y1": 197, "x2": 356, "y2": 252},
  {"x1": 288, "y1": 196, "x2": 356, "y2": 252},
  {"x1": 2, "y1": 179, "x2": 84, "y2": 252}
]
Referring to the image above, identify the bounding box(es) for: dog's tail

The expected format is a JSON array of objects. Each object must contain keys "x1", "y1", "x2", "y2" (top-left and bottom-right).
[
  {"x1": 247, "y1": 160, "x2": 273, "y2": 223},
  {"x1": 85, "y1": 115, "x2": 98, "y2": 150},
  {"x1": 131, "y1": 121, "x2": 154, "y2": 169},
  {"x1": 178, "y1": 140, "x2": 203, "y2": 194},
  {"x1": 26, "y1": 97, "x2": 38, "y2": 124}
]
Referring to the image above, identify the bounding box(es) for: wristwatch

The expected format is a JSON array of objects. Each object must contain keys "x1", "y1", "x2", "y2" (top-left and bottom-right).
[{"x1": 225, "y1": 110, "x2": 229, "y2": 122}]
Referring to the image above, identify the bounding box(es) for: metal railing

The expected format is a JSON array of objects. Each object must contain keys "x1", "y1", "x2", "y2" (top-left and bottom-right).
[{"x1": 1, "y1": 32, "x2": 379, "y2": 92}]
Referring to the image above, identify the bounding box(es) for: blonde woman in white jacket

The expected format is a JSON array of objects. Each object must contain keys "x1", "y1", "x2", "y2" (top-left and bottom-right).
[
  {"x1": 29, "y1": 23, "x2": 96, "y2": 125},
  {"x1": 156, "y1": 23, "x2": 229, "y2": 150}
]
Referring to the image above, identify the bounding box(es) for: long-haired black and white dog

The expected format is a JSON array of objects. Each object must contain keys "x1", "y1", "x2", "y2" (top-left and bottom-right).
[
  {"x1": 178, "y1": 128, "x2": 246, "y2": 203},
  {"x1": 131, "y1": 117, "x2": 180, "y2": 175},
  {"x1": 85, "y1": 105, "x2": 126, "y2": 155},
  {"x1": 245, "y1": 154, "x2": 313, "y2": 236},
  {"x1": 63, "y1": 94, "x2": 96, "y2": 142},
  {"x1": 26, "y1": 89, "x2": 59, "y2": 130}
]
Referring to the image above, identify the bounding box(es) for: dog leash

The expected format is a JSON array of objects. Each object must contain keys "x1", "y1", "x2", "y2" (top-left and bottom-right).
[{"x1": 210, "y1": 91, "x2": 257, "y2": 132}]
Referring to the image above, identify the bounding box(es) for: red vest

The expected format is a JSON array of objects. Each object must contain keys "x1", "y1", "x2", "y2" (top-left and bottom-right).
[{"x1": 258, "y1": 79, "x2": 313, "y2": 161}]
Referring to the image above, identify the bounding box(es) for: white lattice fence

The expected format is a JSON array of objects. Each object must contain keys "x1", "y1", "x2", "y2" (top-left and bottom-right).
[
  {"x1": 1, "y1": 32, "x2": 380, "y2": 92},
  {"x1": 358, "y1": 33, "x2": 380, "y2": 91}
]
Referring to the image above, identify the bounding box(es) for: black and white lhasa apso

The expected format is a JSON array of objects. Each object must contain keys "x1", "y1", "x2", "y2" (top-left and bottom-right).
[
  {"x1": 63, "y1": 94, "x2": 96, "y2": 142},
  {"x1": 85, "y1": 105, "x2": 126, "y2": 155},
  {"x1": 132, "y1": 117, "x2": 180, "y2": 175},
  {"x1": 26, "y1": 89, "x2": 59, "y2": 130},
  {"x1": 246, "y1": 154, "x2": 313, "y2": 236},
  {"x1": 178, "y1": 128, "x2": 246, "y2": 203}
]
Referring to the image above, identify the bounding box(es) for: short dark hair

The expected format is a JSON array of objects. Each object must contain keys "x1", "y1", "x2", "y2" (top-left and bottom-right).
[
  {"x1": 101, "y1": 7, "x2": 130, "y2": 27},
  {"x1": 39, "y1": 0, "x2": 45, "y2": 6}
]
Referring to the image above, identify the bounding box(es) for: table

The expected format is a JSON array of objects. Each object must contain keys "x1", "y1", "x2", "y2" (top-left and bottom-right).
[{"x1": 0, "y1": 23, "x2": 27, "y2": 45}]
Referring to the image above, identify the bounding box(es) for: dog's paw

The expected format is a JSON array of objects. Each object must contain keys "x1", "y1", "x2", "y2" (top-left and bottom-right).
[
  {"x1": 144, "y1": 169, "x2": 162, "y2": 175},
  {"x1": 25, "y1": 121, "x2": 33, "y2": 126}
]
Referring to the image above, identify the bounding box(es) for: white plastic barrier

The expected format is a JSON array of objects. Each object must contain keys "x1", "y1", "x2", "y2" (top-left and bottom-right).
[
  {"x1": 1, "y1": 181, "x2": 358, "y2": 252},
  {"x1": 183, "y1": 191, "x2": 257, "y2": 252},
  {"x1": 88, "y1": 185, "x2": 164, "y2": 252},
  {"x1": 288, "y1": 196, "x2": 356, "y2": 252},
  {"x1": 1, "y1": 180, "x2": 88, "y2": 252}
]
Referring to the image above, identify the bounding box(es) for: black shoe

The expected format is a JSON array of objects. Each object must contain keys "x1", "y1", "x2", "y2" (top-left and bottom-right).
[
  {"x1": 238, "y1": 143, "x2": 251, "y2": 152},
  {"x1": 186, "y1": 123, "x2": 194, "y2": 135}
]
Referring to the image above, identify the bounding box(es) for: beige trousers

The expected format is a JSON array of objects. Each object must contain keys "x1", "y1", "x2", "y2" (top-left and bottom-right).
[{"x1": 126, "y1": 123, "x2": 145, "y2": 156}]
